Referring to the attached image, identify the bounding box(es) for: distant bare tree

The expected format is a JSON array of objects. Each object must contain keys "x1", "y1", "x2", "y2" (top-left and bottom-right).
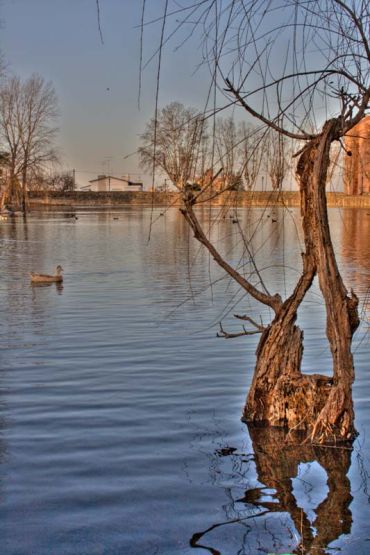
[
  {"x1": 0, "y1": 77, "x2": 22, "y2": 207},
  {"x1": 266, "y1": 128, "x2": 290, "y2": 191},
  {"x1": 27, "y1": 171, "x2": 74, "y2": 193},
  {"x1": 0, "y1": 74, "x2": 58, "y2": 212},
  {"x1": 213, "y1": 117, "x2": 266, "y2": 191},
  {"x1": 214, "y1": 117, "x2": 243, "y2": 190},
  {"x1": 46, "y1": 172, "x2": 75, "y2": 192},
  {"x1": 239, "y1": 122, "x2": 264, "y2": 191},
  {"x1": 138, "y1": 102, "x2": 206, "y2": 191}
]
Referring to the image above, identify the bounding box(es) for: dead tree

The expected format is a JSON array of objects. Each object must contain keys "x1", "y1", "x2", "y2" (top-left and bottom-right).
[
  {"x1": 0, "y1": 74, "x2": 58, "y2": 212},
  {"x1": 142, "y1": 0, "x2": 369, "y2": 443}
]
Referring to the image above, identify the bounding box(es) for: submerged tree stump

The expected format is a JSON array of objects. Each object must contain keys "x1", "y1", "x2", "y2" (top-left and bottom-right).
[{"x1": 243, "y1": 120, "x2": 360, "y2": 443}]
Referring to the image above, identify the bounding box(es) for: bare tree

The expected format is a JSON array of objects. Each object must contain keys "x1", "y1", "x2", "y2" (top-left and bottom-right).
[
  {"x1": 214, "y1": 117, "x2": 243, "y2": 190},
  {"x1": 266, "y1": 127, "x2": 289, "y2": 191},
  {"x1": 0, "y1": 74, "x2": 58, "y2": 212},
  {"x1": 45, "y1": 171, "x2": 75, "y2": 192},
  {"x1": 239, "y1": 122, "x2": 265, "y2": 191},
  {"x1": 26, "y1": 170, "x2": 74, "y2": 193},
  {"x1": 142, "y1": 0, "x2": 370, "y2": 443},
  {"x1": 0, "y1": 76, "x2": 22, "y2": 207},
  {"x1": 212, "y1": 117, "x2": 266, "y2": 191},
  {"x1": 138, "y1": 102, "x2": 206, "y2": 191}
]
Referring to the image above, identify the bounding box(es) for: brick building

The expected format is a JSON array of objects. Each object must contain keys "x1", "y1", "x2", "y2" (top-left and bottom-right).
[{"x1": 344, "y1": 116, "x2": 370, "y2": 195}]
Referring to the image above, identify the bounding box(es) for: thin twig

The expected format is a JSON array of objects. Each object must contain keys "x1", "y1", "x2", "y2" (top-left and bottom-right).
[
  {"x1": 95, "y1": 0, "x2": 104, "y2": 45},
  {"x1": 234, "y1": 314, "x2": 265, "y2": 331}
]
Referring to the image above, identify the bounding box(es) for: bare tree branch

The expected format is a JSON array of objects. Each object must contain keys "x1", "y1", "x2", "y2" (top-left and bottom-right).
[
  {"x1": 217, "y1": 322, "x2": 263, "y2": 339},
  {"x1": 180, "y1": 200, "x2": 282, "y2": 313},
  {"x1": 234, "y1": 314, "x2": 265, "y2": 332}
]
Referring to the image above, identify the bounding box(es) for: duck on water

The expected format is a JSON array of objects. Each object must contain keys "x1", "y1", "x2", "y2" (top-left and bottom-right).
[{"x1": 30, "y1": 265, "x2": 64, "y2": 284}]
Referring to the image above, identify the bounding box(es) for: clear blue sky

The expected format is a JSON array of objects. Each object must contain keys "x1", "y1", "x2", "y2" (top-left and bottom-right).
[
  {"x1": 0, "y1": 1, "x2": 345, "y2": 191},
  {"x1": 0, "y1": 0, "x2": 211, "y2": 188}
]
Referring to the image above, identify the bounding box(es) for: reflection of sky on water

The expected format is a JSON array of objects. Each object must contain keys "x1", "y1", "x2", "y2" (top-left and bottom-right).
[{"x1": 0, "y1": 207, "x2": 369, "y2": 555}]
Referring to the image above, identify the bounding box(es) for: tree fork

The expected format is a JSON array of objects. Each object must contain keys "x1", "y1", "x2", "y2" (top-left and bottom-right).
[
  {"x1": 296, "y1": 119, "x2": 360, "y2": 441},
  {"x1": 184, "y1": 122, "x2": 360, "y2": 443},
  {"x1": 244, "y1": 120, "x2": 360, "y2": 443},
  {"x1": 179, "y1": 117, "x2": 360, "y2": 443}
]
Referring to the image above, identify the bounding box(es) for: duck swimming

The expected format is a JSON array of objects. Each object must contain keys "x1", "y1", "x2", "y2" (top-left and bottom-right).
[{"x1": 30, "y1": 265, "x2": 64, "y2": 283}]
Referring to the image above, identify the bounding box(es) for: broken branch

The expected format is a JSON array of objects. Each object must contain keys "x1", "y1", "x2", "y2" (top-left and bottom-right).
[{"x1": 217, "y1": 322, "x2": 263, "y2": 339}]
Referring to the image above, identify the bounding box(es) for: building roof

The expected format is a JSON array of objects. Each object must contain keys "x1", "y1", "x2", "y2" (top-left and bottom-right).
[
  {"x1": 88, "y1": 175, "x2": 143, "y2": 188},
  {"x1": 89, "y1": 175, "x2": 127, "y2": 184},
  {"x1": 88, "y1": 175, "x2": 143, "y2": 186}
]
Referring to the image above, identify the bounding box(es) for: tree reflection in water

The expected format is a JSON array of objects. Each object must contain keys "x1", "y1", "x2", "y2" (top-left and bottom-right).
[{"x1": 190, "y1": 425, "x2": 353, "y2": 555}]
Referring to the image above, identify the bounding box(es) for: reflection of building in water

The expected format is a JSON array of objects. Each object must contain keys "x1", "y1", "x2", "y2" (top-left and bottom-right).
[
  {"x1": 344, "y1": 116, "x2": 370, "y2": 195},
  {"x1": 341, "y1": 209, "x2": 370, "y2": 270},
  {"x1": 340, "y1": 209, "x2": 370, "y2": 297},
  {"x1": 340, "y1": 209, "x2": 370, "y2": 321}
]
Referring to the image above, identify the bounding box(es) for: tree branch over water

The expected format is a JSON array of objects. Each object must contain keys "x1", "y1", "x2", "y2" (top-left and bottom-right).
[{"x1": 140, "y1": 0, "x2": 369, "y2": 444}]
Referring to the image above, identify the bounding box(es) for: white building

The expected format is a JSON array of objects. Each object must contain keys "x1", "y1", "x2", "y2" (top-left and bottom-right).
[{"x1": 83, "y1": 175, "x2": 143, "y2": 192}]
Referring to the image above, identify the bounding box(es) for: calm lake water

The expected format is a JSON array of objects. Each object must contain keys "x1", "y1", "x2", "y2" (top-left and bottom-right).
[{"x1": 0, "y1": 206, "x2": 369, "y2": 555}]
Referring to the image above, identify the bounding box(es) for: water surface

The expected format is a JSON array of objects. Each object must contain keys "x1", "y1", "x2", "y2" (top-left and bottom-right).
[{"x1": 0, "y1": 207, "x2": 369, "y2": 554}]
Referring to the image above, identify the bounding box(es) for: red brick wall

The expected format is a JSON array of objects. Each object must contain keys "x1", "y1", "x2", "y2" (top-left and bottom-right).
[{"x1": 344, "y1": 116, "x2": 370, "y2": 195}]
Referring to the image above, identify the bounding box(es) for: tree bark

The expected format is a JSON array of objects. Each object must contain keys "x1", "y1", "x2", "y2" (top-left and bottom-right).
[
  {"x1": 296, "y1": 119, "x2": 359, "y2": 441},
  {"x1": 180, "y1": 117, "x2": 360, "y2": 443},
  {"x1": 242, "y1": 254, "x2": 333, "y2": 433},
  {"x1": 5, "y1": 169, "x2": 20, "y2": 209},
  {"x1": 243, "y1": 119, "x2": 359, "y2": 443},
  {"x1": 21, "y1": 166, "x2": 27, "y2": 214}
]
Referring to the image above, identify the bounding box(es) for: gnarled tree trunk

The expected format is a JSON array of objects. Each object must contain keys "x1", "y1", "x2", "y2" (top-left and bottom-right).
[
  {"x1": 143, "y1": 0, "x2": 370, "y2": 446},
  {"x1": 243, "y1": 119, "x2": 359, "y2": 443},
  {"x1": 296, "y1": 119, "x2": 359, "y2": 440}
]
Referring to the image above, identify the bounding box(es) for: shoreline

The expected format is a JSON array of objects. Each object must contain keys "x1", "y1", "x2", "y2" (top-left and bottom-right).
[{"x1": 27, "y1": 190, "x2": 370, "y2": 209}]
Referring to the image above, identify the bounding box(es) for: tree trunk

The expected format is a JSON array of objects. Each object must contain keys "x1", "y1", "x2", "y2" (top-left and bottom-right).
[
  {"x1": 5, "y1": 163, "x2": 17, "y2": 207},
  {"x1": 243, "y1": 254, "x2": 334, "y2": 434},
  {"x1": 21, "y1": 167, "x2": 28, "y2": 214},
  {"x1": 296, "y1": 119, "x2": 359, "y2": 441},
  {"x1": 244, "y1": 119, "x2": 359, "y2": 443},
  {"x1": 180, "y1": 117, "x2": 359, "y2": 443}
]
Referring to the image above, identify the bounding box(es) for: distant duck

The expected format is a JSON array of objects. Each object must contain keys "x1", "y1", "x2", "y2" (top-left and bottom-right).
[
  {"x1": 1, "y1": 206, "x2": 15, "y2": 217},
  {"x1": 30, "y1": 265, "x2": 64, "y2": 284}
]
